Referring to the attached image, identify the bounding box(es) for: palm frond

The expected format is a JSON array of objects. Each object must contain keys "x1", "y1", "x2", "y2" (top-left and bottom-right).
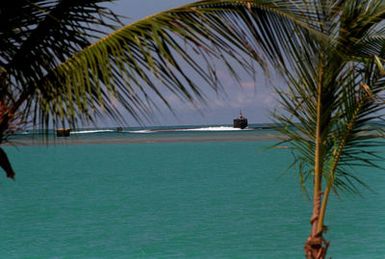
[{"x1": 1, "y1": 0, "x2": 333, "y2": 130}]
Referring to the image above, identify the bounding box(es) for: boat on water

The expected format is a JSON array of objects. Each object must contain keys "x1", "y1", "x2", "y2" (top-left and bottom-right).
[
  {"x1": 56, "y1": 128, "x2": 71, "y2": 137},
  {"x1": 233, "y1": 112, "x2": 248, "y2": 129}
]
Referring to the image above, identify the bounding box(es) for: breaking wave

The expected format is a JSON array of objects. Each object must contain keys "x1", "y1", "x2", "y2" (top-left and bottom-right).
[
  {"x1": 71, "y1": 129, "x2": 115, "y2": 134},
  {"x1": 127, "y1": 130, "x2": 152, "y2": 134},
  {"x1": 179, "y1": 126, "x2": 248, "y2": 132},
  {"x1": 127, "y1": 126, "x2": 249, "y2": 134}
]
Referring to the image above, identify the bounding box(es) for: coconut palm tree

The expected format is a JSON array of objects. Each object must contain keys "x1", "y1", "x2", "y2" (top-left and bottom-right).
[
  {"x1": 1, "y1": 0, "x2": 385, "y2": 258},
  {"x1": 235, "y1": 0, "x2": 385, "y2": 257},
  {"x1": 221, "y1": 1, "x2": 385, "y2": 257},
  {"x1": 269, "y1": 1, "x2": 385, "y2": 257}
]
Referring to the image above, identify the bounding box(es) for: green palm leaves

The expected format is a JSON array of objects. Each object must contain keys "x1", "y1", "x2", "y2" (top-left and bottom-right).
[
  {"x1": 44, "y1": 0, "x2": 309, "y2": 127},
  {"x1": 1, "y1": 0, "x2": 328, "y2": 131},
  {"x1": 277, "y1": 58, "x2": 385, "y2": 193},
  {"x1": 1, "y1": 0, "x2": 123, "y2": 127}
]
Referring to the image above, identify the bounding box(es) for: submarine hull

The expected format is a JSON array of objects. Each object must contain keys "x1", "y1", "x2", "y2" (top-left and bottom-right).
[{"x1": 233, "y1": 118, "x2": 248, "y2": 129}]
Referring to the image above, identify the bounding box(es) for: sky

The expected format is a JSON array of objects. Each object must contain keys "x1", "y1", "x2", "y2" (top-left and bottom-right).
[{"x1": 103, "y1": 0, "x2": 279, "y2": 127}]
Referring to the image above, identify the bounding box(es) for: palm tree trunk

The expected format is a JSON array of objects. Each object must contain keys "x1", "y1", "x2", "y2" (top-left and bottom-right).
[{"x1": 304, "y1": 61, "x2": 329, "y2": 259}]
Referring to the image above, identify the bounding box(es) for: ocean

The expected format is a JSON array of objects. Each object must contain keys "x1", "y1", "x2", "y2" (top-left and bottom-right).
[{"x1": 1, "y1": 125, "x2": 384, "y2": 258}]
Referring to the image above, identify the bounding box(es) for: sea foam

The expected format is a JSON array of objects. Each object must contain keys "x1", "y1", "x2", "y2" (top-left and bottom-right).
[
  {"x1": 180, "y1": 126, "x2": 247, "y2": 132},
  {"x1": 71, "y1": 129, "x2": 115, "y2": 134}
]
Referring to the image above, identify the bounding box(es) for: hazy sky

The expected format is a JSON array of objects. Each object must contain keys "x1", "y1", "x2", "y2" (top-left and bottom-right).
[{"x1": 104, "y1": 0, "x2": 278, "y2": 127}]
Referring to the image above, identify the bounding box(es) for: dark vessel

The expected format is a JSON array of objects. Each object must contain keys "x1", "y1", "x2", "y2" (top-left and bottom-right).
[
  {"x1": 233, "y1": 112, "x2": 248, "y2": 129},
  {"x1": 56, "y1": 128, "x2": 71, "y2": 137}
]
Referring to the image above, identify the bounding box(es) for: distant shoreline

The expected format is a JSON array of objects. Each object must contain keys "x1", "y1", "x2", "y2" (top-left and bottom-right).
[
  {"x1": 5, "y1": 124, "x2": 283, "y2": 146},
  {"x1": 6, "y1": 134, "x2": 281, "y2": 147}
]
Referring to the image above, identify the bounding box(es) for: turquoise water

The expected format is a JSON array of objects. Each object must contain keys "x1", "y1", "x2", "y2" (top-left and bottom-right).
[{"x1": 1, "y1": 130, "x2": 385, "y2": 258}]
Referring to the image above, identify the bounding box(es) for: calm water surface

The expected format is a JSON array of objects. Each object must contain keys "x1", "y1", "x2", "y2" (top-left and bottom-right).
[{"x1": 1, "y1": 130, "x2": 384, "y2": 258}]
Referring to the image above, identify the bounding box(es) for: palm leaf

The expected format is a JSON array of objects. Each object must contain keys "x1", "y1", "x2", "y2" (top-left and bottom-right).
[{"x1": 1, "y1": 0, "x2": 331, "y2": 130}]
